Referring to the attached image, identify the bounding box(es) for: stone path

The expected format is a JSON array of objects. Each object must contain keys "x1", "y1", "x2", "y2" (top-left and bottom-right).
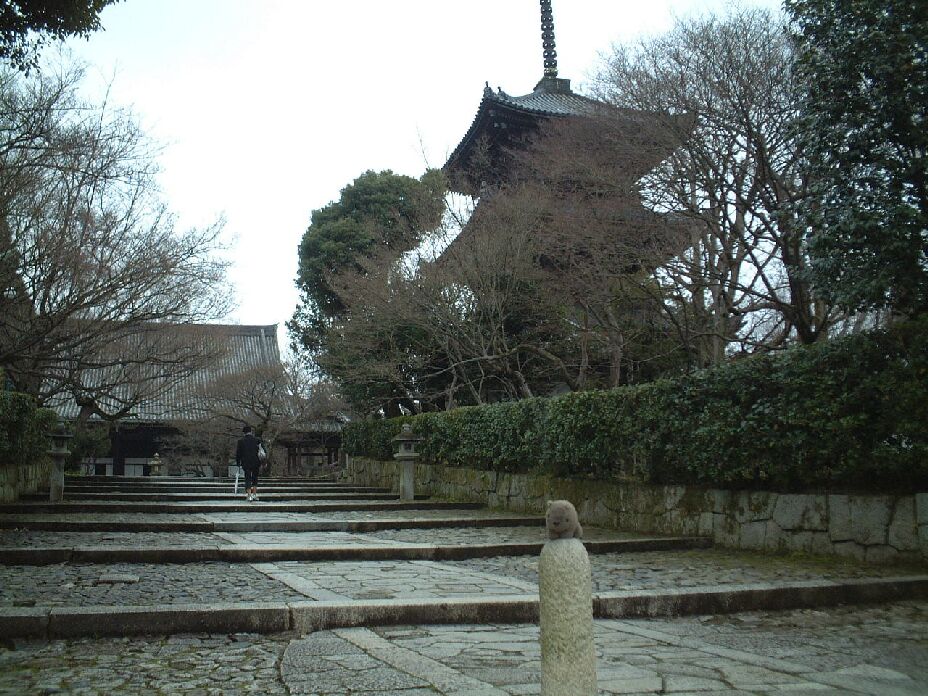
[
  {"x1": 0, "y1": 474, "x2": 926, "y2": 694},
  {"x1": 2, "y1": 602, "x2": 927, "y2": 694}
]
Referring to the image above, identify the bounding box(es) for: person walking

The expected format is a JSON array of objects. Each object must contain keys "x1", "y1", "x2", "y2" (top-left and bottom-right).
[{"x1": 235, "y1": 425, "x2": 263, "y2": 501}]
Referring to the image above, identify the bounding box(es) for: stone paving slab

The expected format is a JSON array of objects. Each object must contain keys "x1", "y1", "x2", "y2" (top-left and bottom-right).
[
  {"x1": 4, "y1": 605, "x2": 923, "y2": 696},
  {"x1": 216, "y1": 525, "x2": 630, "y2": 547},
  {"x1": 279, "y1": 601, "x2": 928, "y2": 695}
]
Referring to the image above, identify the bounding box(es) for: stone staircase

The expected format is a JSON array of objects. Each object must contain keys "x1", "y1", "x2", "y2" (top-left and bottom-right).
[{"x1": 0, "y1": 474, "x2": 926, "y2": 643}]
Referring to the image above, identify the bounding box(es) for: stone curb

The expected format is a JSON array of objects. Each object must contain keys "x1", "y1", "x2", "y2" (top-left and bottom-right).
[
  {"x1": 0, "y1": 501, "x2": 484, "y2": 514},
  {"x1": 2, "y1": 576, "x2": 926, "y2": 639},
  {"x1": 0, "y1": 516, "x2": 544, "y2": 533},
  {"x1": 0, "y1": 537, "x2": 710, "y2": 565},
  {"x1": 593, "y1": 575, "x2": 928, "y2": 617},
  {"x1": 48, "y1": 602, "x2": 291, "y2": 638}
]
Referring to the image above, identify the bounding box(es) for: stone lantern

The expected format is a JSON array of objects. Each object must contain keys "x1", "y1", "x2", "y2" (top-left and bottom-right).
[
  {"x1": 392, "y1": 423, "x2": 423, "y2": 501},
  {"x1": 149, "y1": 453, "x2": 163, "y2": 477},
  {"x1": 47, "y1": 421, "x2": 73, "y2": 502}
]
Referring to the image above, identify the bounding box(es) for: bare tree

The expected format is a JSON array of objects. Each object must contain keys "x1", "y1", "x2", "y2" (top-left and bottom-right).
[
  {"x1": 165, "y1": 358, "x2": 346, "y2": 475},
  {"x1": 594, "y1": 8, "x2": 837, "y2": 362},
  {"x1": 0, "y1": 63, "x2": 232, "y2": 406}
]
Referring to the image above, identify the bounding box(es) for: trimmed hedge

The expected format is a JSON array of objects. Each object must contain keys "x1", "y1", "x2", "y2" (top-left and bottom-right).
[
  {"x1": 344, "y1": 319, "x2": 928, "y2": 491},
  {"x1": 0, "y1": 388, "x2": 57, "y2": 470}
]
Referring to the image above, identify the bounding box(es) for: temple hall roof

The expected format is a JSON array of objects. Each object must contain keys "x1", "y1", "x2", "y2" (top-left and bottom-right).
[{"x1": 48, "y1": 323, "x2": 282, "y2": 423}]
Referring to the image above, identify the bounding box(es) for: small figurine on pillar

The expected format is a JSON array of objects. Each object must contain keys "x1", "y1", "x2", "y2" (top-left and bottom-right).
[
  {"x1": 539, "y1": 499, "x2": 597, "y2": 694},
  {"x1": 392, "y1": 423, "x2": 423, "y2": 501}
]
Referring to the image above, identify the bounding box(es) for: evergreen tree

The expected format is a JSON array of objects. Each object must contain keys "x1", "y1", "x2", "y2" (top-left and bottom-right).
[{"x1": 788, "y1": 0, "x2": 928, "y2": 315}]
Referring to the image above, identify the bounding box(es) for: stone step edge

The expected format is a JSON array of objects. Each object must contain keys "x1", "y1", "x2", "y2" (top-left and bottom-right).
[
  {"x1": 0, "y1": 516, "x2": 545, "y2": 532},
  {"x1": 4, "y1": 576, "x2": 927, "y2": 639},
  {"x1": 56, "y1": 484, "x2": 390, "y2": 490},
  {"x1": 24, "y1": 494, "x2": 429, "y2": 502},
  {"x1": 0, "y1": 501, "x2": 485, "y2": 514},
  {"x1": 0, "y1": 537, "x2": 710, "y2": 565}
]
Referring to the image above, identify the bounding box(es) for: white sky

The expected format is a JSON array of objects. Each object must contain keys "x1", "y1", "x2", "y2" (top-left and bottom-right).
[{"x1": 61, "y1": 0, "x2": 782, "y2": 354}]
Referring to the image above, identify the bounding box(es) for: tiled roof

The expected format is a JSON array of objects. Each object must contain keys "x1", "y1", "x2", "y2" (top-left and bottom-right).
[
  {"x1": 488, "y1": 84, "x2": 601, "y2": 117},
  {"x1": 444, "y1": 77, "x2": 609, "y2": 189},
  {"x1": 49, "y1": 323, "x2": 281, "y2": 423}
]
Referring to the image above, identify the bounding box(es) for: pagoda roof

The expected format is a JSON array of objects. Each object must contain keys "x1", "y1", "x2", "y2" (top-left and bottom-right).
[
  {"x1": 486, "y1": 77, "x2": 601, "y2": 117},
  {"x1": 444, "y1": 77, "x2": 603, "y2": 192}
]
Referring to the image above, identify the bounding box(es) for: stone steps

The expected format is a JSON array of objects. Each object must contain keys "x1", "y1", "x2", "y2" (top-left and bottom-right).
[
  {"x1": 4, "y1": 576, "x2": 927, "y2": 639},
  {"x1": 59, "y1": 484, "x2": 391, "y2": 493},
  {"x1": 0, "y1": 536, "x2": 712, "y2": 565},
  {"x1": 21, "y1": 491, "x2": 425, "y2": 502},
  {"x1": 0, "y1": 500, "x2": 482, "y2": 513},
  {"x1": 0, "y1": 514, "x2": 545, "y2": 532},
  {"x1": 4, "y1": 473, "x2": 926, "y2": 644}
]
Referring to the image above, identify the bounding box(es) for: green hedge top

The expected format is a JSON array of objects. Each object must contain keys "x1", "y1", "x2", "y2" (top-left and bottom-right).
[{"x1": 344, "y1": 320, "x2": 928, "y2": 492}]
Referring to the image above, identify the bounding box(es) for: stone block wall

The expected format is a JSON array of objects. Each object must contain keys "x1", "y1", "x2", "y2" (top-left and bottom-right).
[
  {"x1": 0, "y1": 460, "x2": 51, "y2": 502},
  {"x1": 344, "y1": 457, "x2": 928, "y2": 564}
]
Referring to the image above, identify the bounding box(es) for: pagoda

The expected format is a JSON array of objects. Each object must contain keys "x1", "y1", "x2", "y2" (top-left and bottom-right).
[
  {"x1": 443, "y1": 0, "x2": 685, "y2": 198},
  {"x1": 443, "y1": 0, "x2": 600, "y2": 195}
]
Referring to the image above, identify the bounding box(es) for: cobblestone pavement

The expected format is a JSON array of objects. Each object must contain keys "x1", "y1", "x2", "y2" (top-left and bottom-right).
[
  {"x1": 0, "y1": 530, "x2": 230, "y2": 547},
  {"x1": 3, "y1": 548, "x2": 924, "y2": 608},
  {"x1": 3, "y1": 603, "x2": 925, "y2": 695},
  {"x1": 0, "y1": 562, "x2": 308, "y2": 607},
  {"x1": 455, "y1": 548, "x2": 927, "y2": 593},
  {"x1": 0, "y1": 632, "x2": 292, "y2": 695},
  {"x1": 0, "y1": 513, "x2": 206, "y2": 524}
]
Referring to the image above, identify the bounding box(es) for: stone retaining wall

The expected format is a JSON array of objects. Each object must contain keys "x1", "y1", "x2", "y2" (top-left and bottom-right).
[
  {"x1": 344, "y1": 457, "x2": 928, "y2": 564},
  {"x1": 0, "y1": 460, "x2": 51, "y2": 503}
]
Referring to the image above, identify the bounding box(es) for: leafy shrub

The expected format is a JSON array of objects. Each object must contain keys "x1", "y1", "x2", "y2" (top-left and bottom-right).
[
  {"x1": 0, "y1": 388, "x2": 57, "y2": 470},
  {"x1": 343, "y1": 319, "x2": 928, "y2": 491}
]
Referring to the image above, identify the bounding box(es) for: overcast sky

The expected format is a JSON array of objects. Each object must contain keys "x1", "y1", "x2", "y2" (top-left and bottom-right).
[{"x1": 61, "y1": 0, "x2": 782, "y2": 355}]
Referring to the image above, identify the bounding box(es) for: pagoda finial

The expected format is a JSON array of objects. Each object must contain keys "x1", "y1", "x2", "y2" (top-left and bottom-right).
[{"x1": 540, "y1": 0, "x2": 558, "y2": 78}]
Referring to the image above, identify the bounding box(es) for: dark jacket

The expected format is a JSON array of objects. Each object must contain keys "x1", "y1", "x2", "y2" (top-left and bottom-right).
[{"x1": 235, "y1": 433, "x2": 262, "y2": 469}]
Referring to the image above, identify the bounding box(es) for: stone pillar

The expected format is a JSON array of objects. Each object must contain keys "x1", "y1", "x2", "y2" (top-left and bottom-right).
[
  {"x1": 539, "y1": 538, "x2": 597, "y2": 695},
  {"x1": 392, "y1": 424, "x2": 423, "y2": 502},
  {"x1": 917, "y1": 493, "x2": 928, "y2": 560},
  {"x1": 47, "y1": 422, "x2": 72, "y2": 503},
  {"x1": 399, "y1": 460, "x2": 415, "y2": 501},
  {"x1": 49, "y1": 458, "x2": 64, "y2": 502}
]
